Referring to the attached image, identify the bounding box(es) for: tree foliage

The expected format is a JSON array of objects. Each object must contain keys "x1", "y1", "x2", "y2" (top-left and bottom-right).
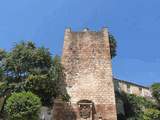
[
  {"x1": 109, "y1": 34, "x2": 117, "y2": 59},
  {"x1": 3, "y1": 41, "x2": 51, "y2": 83},
  {"x1": 25, "y1": 74, "x2": 57, "y2": 106},
  {"x1": 151, "y1": 83, "x2": 160, "y2": 106},
  {"x1": 24, "y1": 55, "x2": 65, "y2": 106},
  {"x1": 143, "y1": 108, "x2": 160, "y2": 120},
  {"x1": 5, "y1": 92, "x2": 41, "y2": 120},
  {"x1": 0, "y1": 41, "x2": 64, "y2": 106},
  {"x1": 0, "y1": 49, "x2": 6, "y2": 82},
  {"x1": 116, "y1": 92, "x2": 156, "y2": 120},
  {"x1": 0, "y1": 49, "x2": 6, "y2": 61}
]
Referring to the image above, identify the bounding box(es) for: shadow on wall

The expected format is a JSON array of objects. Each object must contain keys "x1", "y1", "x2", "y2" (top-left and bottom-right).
[
  {"x1": 52, "y1": 68, "x2": 77, "y2": 120},
  {"x1": 53, "y1": 99, "x2": 77, "y2": 120}
]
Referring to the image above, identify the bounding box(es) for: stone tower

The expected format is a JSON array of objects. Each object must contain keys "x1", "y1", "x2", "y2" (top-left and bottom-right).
[{"x1": 61, "y1": 28, "x2": 117, "y2": 120}]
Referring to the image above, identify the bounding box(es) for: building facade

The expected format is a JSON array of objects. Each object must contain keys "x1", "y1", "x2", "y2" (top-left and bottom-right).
[
  {"x1": 114, "y1": 78, "x2": 152, "y2": 115},
  {"x1": 114, "y1": 78, "x2": 151, "y2": 98},
  {"x1": 54, "y1": 28, "x2": 117, "y2": 120}
]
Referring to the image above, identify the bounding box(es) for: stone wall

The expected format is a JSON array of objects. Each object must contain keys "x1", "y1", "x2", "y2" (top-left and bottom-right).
[
  {"x1": 58, "y1": 28, "x2": 117, "y2": 120},
  {"x1": 114, "y1": 79, "x2": 152, "y2": 98}
]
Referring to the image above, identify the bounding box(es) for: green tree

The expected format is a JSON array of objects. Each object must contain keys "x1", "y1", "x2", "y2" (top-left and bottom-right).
[
  {"x1": 25, "y1": 74, "x2": 58, "y2": 106},
  {"x1": 109, "y1": 34, "x2": 117, "y2": 59},
  {"x1": 151, "y1": 83, "x2": 160, "y2": 106},
  {"x1": 49, "y1": 56, "x2": 65, "y2": 94},
  {"x1": 0, "y1": 49, "x2": 6, "y2": 82},
  {"x1": 24, "y1": 55, "x2": 65, "y2": 106},
  {"x1": 0, "y1": 49, "x2": 6, "y2": 61},
  {"x1": 118, "y1": 92, "x2": 155, "y2": 120},
  {"x1": 0, "y1": 41, "x2": 64, "y2": 106},
  {"x1": 5, "y1": 92, "x2": 41, "y2": 120},
  {"x1": 1, "y1": 41, "x2": 50, "y2": 85},
  {"x1": 3, "y1": 41, "x2": 51, "y2": 83},
  {"x1": 49, "y1": 55, "x2": 70, "y2": 101},
  {"x1": 143, "y1": 108, "x2": 160, "y2": 120},
  {"x1": 0, "y1": 68, "x2": 3, "y2": 81}
]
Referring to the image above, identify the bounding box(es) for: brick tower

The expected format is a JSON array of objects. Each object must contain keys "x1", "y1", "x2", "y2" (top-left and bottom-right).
[{"x1": 60, "y1": 28, "x2": 117, "y2": 120}]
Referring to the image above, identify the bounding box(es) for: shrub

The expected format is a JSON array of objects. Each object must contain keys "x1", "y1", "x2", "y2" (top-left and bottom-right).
[
  {"x1": 25, "y1": 74, "x2": 58, "y2": 106},
  {"x1": 143, "y1": 108, "x2": 160, "y2": 120},
  {"x1": 5, "y1": 92, "x2": 41, "y2": 120},
  {"x1": 119, "y1": 92, "x2": 155, "y2": 119},
  {"x1": 151, "y1": 83, "x2": 160, "y2": 105}
]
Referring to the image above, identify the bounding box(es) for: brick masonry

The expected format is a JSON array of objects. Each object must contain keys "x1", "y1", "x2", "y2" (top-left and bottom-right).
[{"x1": 54, "y1": 28, "x2": 117, "y2": 120}]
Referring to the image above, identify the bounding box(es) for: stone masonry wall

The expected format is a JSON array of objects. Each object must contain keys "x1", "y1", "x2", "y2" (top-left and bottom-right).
[
  {"x1": 114, "y1": 80, "x2": 152, "y2": 98},
  {"x1": 60, "y1": 28, "x2": 117, "y2": 120}
]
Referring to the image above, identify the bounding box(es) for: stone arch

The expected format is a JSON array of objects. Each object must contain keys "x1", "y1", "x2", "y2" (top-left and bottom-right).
[{"x1": 77, "y1": 99, "x2": 93, "y2": 104}]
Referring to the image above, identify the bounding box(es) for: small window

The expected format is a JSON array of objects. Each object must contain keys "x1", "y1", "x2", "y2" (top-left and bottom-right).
[
  {"x1": 139, "y1": 87, "x2": 143, "y2": 96},
  {"x1": 127, "y1": 84, "x2": 131, "y2": 93},
  {"x1": 139, "y1": 87, "x2": 142, "y2": 92}
]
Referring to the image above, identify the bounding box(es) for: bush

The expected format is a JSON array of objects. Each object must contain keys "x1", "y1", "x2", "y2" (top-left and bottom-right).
[
  {"x1": 5, "y1": 92, "x2": 41, "y2": 120},
  {"x1": 151, "y1": 83, "x2": 160, "y2": 106},
  {"x1": 25, "y1": 74, "x2": 59, "y2": 106},
  {"x1": 143, "y1": 108, "x2": 160, "y2": 120},
  {"x1": 119, "y1": 92, "x2": 155, "y2": 119}
]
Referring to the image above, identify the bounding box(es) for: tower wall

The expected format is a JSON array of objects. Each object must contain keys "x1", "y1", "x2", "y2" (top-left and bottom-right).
[{"x1": 61, "y1": 28, "x2": 117, "y2": 120}]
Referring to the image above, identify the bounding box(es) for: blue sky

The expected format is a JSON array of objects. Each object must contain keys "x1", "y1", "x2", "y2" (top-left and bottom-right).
[{"x1": 0, "y1": 0, "x2": 160, "y2": 86}]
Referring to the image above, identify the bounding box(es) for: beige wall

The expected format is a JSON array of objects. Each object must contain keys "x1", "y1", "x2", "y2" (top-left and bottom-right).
[
  {"x1": 61, "y1": 28, "x2": 117, "y2": 120},
  {"x1": 114, "y1": 79, "x2": 153, "y2": 116},
  {"x1": 114, "y1": 79, "x2": 152, "y2": 98}
]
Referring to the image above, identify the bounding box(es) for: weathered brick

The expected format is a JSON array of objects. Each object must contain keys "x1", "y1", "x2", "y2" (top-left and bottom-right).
[{"x1": 54, "y1": 28, "x2": 117, "y2": 120}]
